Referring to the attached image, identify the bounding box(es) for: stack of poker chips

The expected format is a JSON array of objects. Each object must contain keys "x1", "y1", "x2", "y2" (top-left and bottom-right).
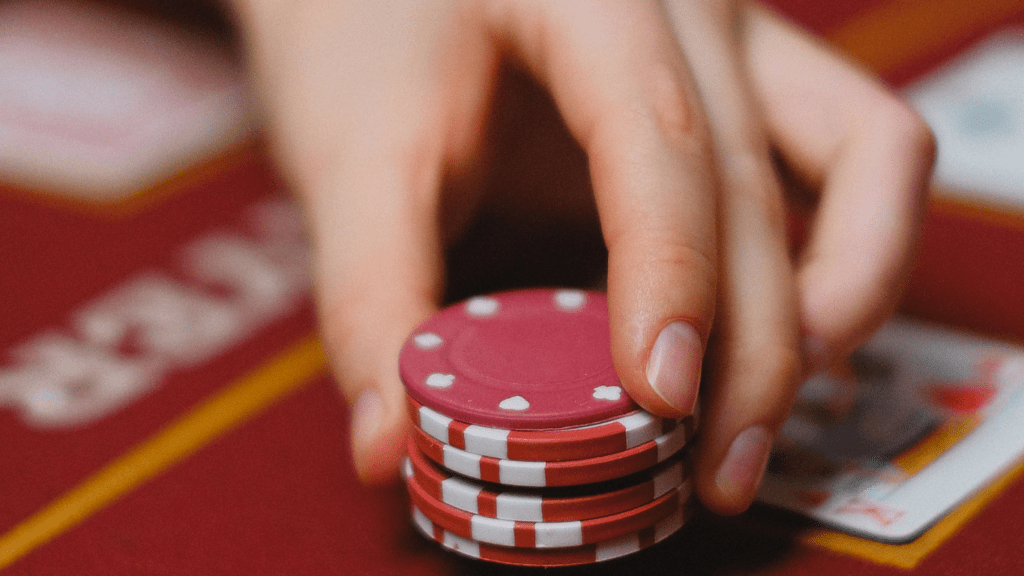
[{"x1": 399, "y1": 288, "x2": 697, "y2": 567}]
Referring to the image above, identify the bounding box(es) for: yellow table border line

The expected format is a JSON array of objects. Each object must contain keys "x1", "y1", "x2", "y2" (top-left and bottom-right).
[
  {"x1": 802, "y1": 457, "x2": 1024, "y2": 569},
  {"x1": 0, "y1": 334, "x2": 328, "y2": 571}
]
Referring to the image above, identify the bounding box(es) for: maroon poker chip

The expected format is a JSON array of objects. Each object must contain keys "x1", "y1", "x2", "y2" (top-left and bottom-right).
[
  {"x1": 411, "y1": 504, "x2": 692, "y2": 567},
  {"x1": 404, "y1": 439, "x2": 691, "y2": 522},
  {"x1": 405, "y1": 460, "x2": 692, "y2": 548},
  {"x1": 411, "y1": 420, "x2": 691, "y2": 487},
  {"x1": 407, "y1": 396, "x2": 689, "y2": 462},
  {"x1": 400, "y1": 289, "x2": 637, "y2": 430},
  {"x1": 401, "y1": 287, "x2": 701, "y2": 566}
]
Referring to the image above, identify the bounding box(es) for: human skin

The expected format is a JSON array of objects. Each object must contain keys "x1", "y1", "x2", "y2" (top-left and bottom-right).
[{"x1": 226, "y1": 0, "x2": 935, "y2": 515}]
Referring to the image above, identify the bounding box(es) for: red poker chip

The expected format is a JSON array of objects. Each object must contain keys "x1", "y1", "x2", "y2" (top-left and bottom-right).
[
  {"x1": 411, "y1": 419, "x2": 691, "y2": 487},
  {"x1": 405, "y1": 459, "x2": 692, "y2": 548},
  {"x1": 408, "y1": 396, "x2": 691, "y2": 462},
  {"x1": 405, "y1": 439, "x2": 691, "y2": 522},
  {"x1": 400, "y1": 289, "x2": 637, "y2": 430},
  {"x1": 411, "y1": 504, "x2": 692, "y2": 567}
]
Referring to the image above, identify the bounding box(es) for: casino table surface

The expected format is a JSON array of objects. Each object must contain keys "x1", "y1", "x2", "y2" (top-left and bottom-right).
[{"x1": 4, "y1": 0, "x2": 1024, "y2": 574}]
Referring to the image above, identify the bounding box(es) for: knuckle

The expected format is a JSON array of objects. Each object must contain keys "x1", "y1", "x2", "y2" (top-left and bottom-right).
[
  {"x1": 646, "y1": 62, "x2": 701, "y2": 142},
  {"x1": 869, "y1": 97, "x2": 938, "y2": 183},
  {"x1": 600, "y1": 59, "x2": 712, "y2": 162},
  {"x1": 724, "y1": 339, "x2": 803, "y2": 425},
  {"x1": 657, "y1": 240, "x2": 718, "y2": 289},
  {"x1": 616, "y1": 230, "x2": 717, "y2": 288}
]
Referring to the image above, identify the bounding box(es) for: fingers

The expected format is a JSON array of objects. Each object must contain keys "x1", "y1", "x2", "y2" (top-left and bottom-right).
[
  {"x1": 664, "y1": 0, "x2": 802, "y2": 514},
  {"x1": 316, "y1": 225, "x2": 440, "y2": 486},
  {"x1": 488, "y1": 0, "x2": 718, "y2": 418},
  {"x1": 671, "y1": 1, "x2": 934, "y2": 514},
  {"x1": 743, "y1": 4, "x2": 936, "y2": 369},
  {"x1": 283, "y1": 49, "x2": 449, "y2": 485},
  {"x1": 235, "y1": 0, "x2": 497, "y2": 484}
]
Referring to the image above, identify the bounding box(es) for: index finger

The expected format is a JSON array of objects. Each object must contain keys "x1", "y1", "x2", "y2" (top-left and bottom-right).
[{"x1": 488, "y1": 0, "x2": 718, "y2": 417}]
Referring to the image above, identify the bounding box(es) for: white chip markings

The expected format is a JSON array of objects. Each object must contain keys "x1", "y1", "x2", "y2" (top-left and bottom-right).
[
  {"x1": 418, "y1": 405, "x2": 452, "y2": 444},
  {"x1": 620, "y1": 411, "x2": 660, "y2": 448},
  {"x1": 410, "y1": 445, "x2": 691, "y2": 522},
  {"x1": 595, "y1": 531, "x2": 641, "y2": 561},
  {"x1": 420, "y1": 483, "x2": 690, "y2": 549},
  {"x1": 596, "y1": 506, "x2": 688, "y2": 561},
  {"x1": 471, "y1": 515, "x2": 517, "y2": 547},
  {"x1": 498, "y1": 395, "x2": 530, "y2": 411},
  {"x1": 413, "y1": 332, "x2": 444, "y2": 349},
  {"x1": 653, "y1": 460, "x2": 685, "y2": 499},
  {"x1": 466, "y1": 296, "x2": 499, "y2": 317},
  {"x1": 499, "y1": 459, "x2": 546, "y2": 487},
  {"x1": 536, "y1": 520, "x2": 585, "y2": 548},
  {"x1": 414, "y1": 395, "x2": 681, "y2": 460},
  {"x1": 412, "y1": 505, "x2": 435, "y2": 536},
  {"x1": 494, "y1": 492, "x2": 545, "y2": 522},
  {"x1": 654, "y1": 507, "x2": 687, "y2": 540},
  {"x1": 592, "y1": 385, "x2": 623, "y2": 402},
  {"x1": 440, "y1": 477, "x2": 481, "y2": 514},
  {"x1": 463, "y1": 424, "x2": 510, "y2": 459},
  {"x1": 442, "y1": 444, "x2": 481, "y2": 478},
  {"x1": 442, "y1": 529, "x2": 481, "y2": 558},
  {"x1": 425, "y1": 373, "x2": 455, "y2": 389},
  {"x1": 656, "y1": 424, "x2": 688, "y2": 461},
  {"x1": 553, "y1": 289, "x2": 587, "y2": 311},
  {"x1": 411, "y1": 502, "x2": 694, "y2": 565},
  {"x1": 418, "y1": 421, "x2": 691, "y2": 487}
]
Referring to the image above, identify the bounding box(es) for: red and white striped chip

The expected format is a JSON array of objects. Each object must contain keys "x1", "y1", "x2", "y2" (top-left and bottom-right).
[
  {"x1": 404, "y1": 441, "x2": 690, "y2": 522},
  {"x1": 406, "y1": 463, "x2": 692, "y2": 548},
  {"x1": 411, "y1": 419, "x2": 691, "y2": 487},
  {"x1": 401, "y1": 288, "x2": 701, "y2": 566},
  {"x1": 410, "y1": 504, "x2": 692, "y2": 567},
  {"x1": 408, "y1": 396, "x2": 692, "y2": 462}
]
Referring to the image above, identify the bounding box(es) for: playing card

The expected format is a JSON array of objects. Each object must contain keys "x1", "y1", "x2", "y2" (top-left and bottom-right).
[
  {"x1": 757, "y1": 319, "x2": 1024, "y2": 542},
  {"x1": 905, "y1": 28, "x2": 1024, "y2": 211}
]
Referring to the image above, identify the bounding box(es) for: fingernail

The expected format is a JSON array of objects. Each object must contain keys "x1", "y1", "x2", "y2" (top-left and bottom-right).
[
  {"x1": 646, "y1": 321, "x2": 702, "y2": 414},
  {"x1": 716, "y1": 426, "x2": 773, "y2": 499},
  {"x1": 351, "y1": 388, "x2": 384, "y2": 453}
]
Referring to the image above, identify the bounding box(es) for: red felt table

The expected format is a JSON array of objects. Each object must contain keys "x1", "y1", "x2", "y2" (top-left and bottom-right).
[{"x1": 4, "y1": 0, "x2": 1024, "y2": 574}]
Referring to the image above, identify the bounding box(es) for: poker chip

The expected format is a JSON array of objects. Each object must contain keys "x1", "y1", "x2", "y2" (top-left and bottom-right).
[
  {"x1": 412, "y1": 419, "x2": 691, "y2": 487},
  {"x1": 405, "y1": 461, "x2": 692, "y2": 548},
  {"x1": 404, "y1": 443, "x2": 690, "y2": 522},
  {"x1": 411, "y1": 504, "x2": 692, "y2": 567},
  {"x1": 408, "y1": 396, "x2": 692, "y2": 462},
  {"x1": 400, "y1": 289, "x2": 637, "y2": 430},
  {"x1": 399, "y1": 288, "x2": 702, "y2": 566}
]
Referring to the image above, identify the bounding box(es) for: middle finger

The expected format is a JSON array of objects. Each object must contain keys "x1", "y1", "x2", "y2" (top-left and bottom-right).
[{"x1": 664, "y1": 0, "x2": 802, "y2": 515}]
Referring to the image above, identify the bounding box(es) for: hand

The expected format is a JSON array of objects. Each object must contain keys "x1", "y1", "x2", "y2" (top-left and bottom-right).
[
  {"x1": 228, "y1": 0, "x2": 934, "y2": 515},
  {"x1": 659, "y1": 1, "x2": 934, "y2": 512}
]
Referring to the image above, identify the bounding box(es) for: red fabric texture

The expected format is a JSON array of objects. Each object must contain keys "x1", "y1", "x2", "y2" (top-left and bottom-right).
[{"x1": 5, "y1": 0, "x2": 1024, "y2": 574}]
